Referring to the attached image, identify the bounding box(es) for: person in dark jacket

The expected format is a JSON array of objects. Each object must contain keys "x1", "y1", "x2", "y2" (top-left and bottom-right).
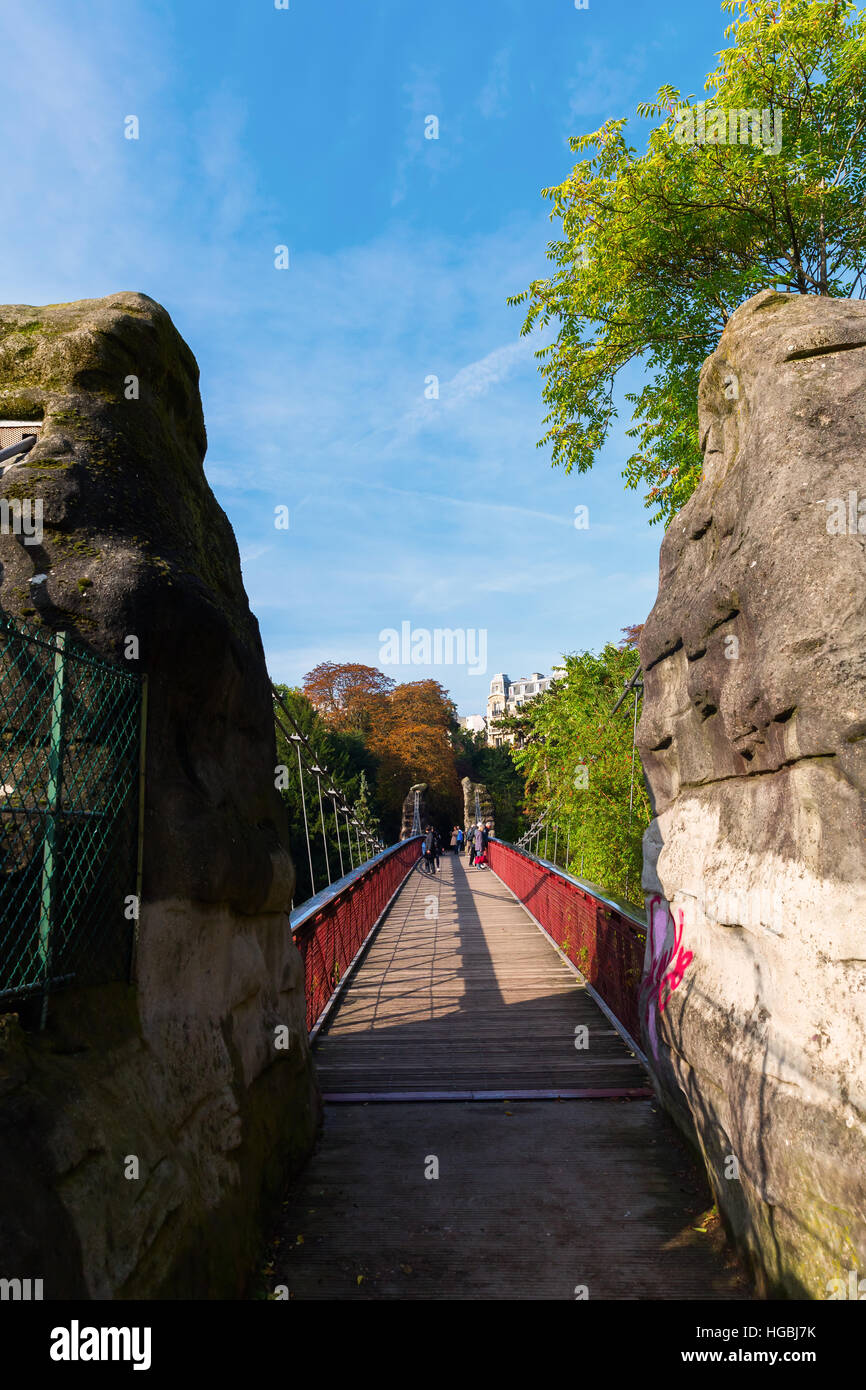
[{"x1": 423, "y1": 825, "x2": 436, "y2": 872}]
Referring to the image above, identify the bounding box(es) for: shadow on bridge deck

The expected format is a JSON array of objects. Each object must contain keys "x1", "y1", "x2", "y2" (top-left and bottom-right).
[{"x1": 264, "y1": 854, "x2": 750, "y2": 1300}]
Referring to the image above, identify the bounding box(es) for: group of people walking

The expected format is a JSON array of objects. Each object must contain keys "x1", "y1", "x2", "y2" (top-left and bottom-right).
[
  {"x1": 463, "y1": 822, "x2": 492, "y2": 868},
  {"x1": 422, "y1": 822, "x2": 493, "y2": 872}
]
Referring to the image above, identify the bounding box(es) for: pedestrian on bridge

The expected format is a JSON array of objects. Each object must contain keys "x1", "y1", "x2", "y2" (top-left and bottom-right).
[
  {"x1": 450, "y1": 827, "x2": 459, "y2": 853},
  {"x1": 423, "y1": 825, "x2": 437, "y2": 873},
  {"x1": 455, "y1": 827, "x2": 464, "y2": 854},
  {"x1": 473, "y1": 824, "x2": 485, "y2": 868}
]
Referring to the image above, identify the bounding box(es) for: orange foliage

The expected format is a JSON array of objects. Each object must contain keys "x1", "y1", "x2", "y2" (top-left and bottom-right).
[
  {"x1": 303, "y1": 664, "x2": 462, "y2": 822},
  {"x1": 381, "y1": 679, "x2": 457, "y2": 733},
  {"x1": 302, "y1": 661, "x2": 394, "y2": 733},
  {"x1": 619, "y1": 623, "x2": 644, "y2": 651}
]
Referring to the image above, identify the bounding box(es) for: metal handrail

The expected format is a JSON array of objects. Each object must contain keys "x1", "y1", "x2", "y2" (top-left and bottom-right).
[
  {"x1": 289, "y1": 835, "x2": 422, "y2": 934},
  {"x1": 491, "y1": 836, "x2": 646, "y2": 929}
]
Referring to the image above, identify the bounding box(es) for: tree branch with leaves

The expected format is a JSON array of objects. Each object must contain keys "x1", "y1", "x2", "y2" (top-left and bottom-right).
[{"x1": 510, "y1": 0, "x2": 866, "y2": 523}]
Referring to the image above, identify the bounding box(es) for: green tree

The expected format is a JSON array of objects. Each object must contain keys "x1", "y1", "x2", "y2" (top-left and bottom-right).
[
  {"x1": 274, "y1": 685, "x2": 381, "y2": 903},
  {"x1": 510, "y1": 0, "x2": 866, "y2": 523},
  {"x1": 352, "y1": 771, "x2": 378, "y2": 838},
  {"x1": 452, "y1": 728, "x2": 529, "y2": 842},
  {"x1": 504, "y1": 644, "x2": 650, "y2": 905}
]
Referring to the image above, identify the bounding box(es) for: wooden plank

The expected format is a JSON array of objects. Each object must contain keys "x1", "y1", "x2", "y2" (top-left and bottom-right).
[
  {"x1": 269, "y1": 1101, "x2": 749, "y2": 1300},
  {"x1": 322, "y1": 1088, "x2": 653, "y2": 1102},
  {"x1": 265, "y1": 855, "x2": 750, "y2": 1300},
  {"x1": 313, "y1": 854, "x2": 647, "y2": 1094}
]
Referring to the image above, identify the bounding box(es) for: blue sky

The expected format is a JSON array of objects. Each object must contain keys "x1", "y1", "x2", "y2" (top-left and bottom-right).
[{"x1": 1, "y1": 0, "x2": 730, "y2": 714}]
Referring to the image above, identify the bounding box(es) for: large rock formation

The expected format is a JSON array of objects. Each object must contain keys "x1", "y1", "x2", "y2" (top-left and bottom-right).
[
  {"x1": 461, "y1": 776, "x2": 494, "y2": 835},
  {"x1": 637, "y1": 289, "x2": 866, "y2": 1298},
  {"x1": 0, "y1": 293, "x2": 318, "y2": 1297},
  {"x1": 400, "y1": 783, "x2": 427, "y2": 838}
]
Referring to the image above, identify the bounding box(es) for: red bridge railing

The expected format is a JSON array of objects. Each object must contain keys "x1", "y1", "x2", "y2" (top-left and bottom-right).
[
  {"x1": 488, "y1": 839, "x2": 646, "y2": 1043},
  {"x1": 290, "y1": 837, "x2": 422, "y2": 1034}
]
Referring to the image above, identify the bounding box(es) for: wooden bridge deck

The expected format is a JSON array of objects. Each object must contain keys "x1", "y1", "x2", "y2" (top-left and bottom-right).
[
  {"x1": 313, "y1": 852, "x2": 646, "y2": 1095},
  {"x1": 268, "y1": 853, "x2": 749, "y2": 1300}
]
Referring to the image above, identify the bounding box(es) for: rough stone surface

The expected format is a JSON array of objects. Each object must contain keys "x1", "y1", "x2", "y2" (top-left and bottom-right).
[
  {"x1": 637, "y1": 288, "x2": 866, "y2": 1298},
  {"x1": 0, "y1": 293, "x2": 319, "y2": 1298},
  {"x1": 399, "y1": 782, "x2": 427, "y2": 839},
  {"x1": 461, "y1": 776, "x2": 495, "y2": 834}
]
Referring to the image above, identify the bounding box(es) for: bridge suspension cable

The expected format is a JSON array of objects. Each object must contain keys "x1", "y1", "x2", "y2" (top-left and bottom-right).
[
  {"x1": 288, "y1": 732, "x2": 316, "y2": 897},
  {"x1": 272, "y1": 685, "x2": 383, "y2": 906},
  {"x1": 311, "y1": 764, "x2": 331, "y2": 886}
]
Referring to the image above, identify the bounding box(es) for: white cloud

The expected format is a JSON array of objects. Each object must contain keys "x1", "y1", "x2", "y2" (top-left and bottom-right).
[
  {"x1": 391, "y1": 68, "x2": 449, "y2": 208},
  {"x1": 445, "y1": 338, "x2": 535, "y2": 405},
  {"x1": 239, "y1": 543, "x2": 272, "y2": 565},
  {"x1": 478, "y1": 48, "x2": 510, "y2": 120},
  {"x1": 193, "y1": 83, "x2": 262, "y2": 241},
  {"x1": 363, "y1": 482, "x2": 572, "y2": 528},
  {"x1": 390, "y1": 336, "x2": 539, "y2": 446},
  {"x1": 565, "y1": 40, "x2": 648, "y2": 127},
  {"x1": 0, "y1": 2, "x2": 662, "y2": 722}
]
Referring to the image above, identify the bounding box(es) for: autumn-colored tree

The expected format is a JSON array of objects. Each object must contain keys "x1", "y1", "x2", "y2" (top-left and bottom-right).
[
  {"x1": 373, "y1": 721, "x2": 463, "y2": 830},
  {"x1": 292, "y1": 665, "x2": 465, "y2": 842},
  {"x1": 381, "y1": 679, "x2": 457, "y2": 734},
  {"x1": 302, "y1": 661, "x2": 394, "y2": 734},
  {"x1": 619, "y1": 623, "x2": 644, "y2": 651},
  {"x1": 367, "y1": 682, "x2": 459, "y2": 827}
]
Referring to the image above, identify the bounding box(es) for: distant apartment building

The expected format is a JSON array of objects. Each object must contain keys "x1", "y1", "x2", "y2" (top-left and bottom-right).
[
  {"x1": 487, "y1": 672, "x2": 552, "y2": 746},
  {"x1": 459, "y1": 671, "x2": 553, "y2": 748},
  {"x1": 458, "y1": 713, "x2": 487, "y2": 737}
]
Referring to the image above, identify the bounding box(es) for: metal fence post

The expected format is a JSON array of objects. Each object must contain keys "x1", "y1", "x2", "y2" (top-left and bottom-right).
[
  {"x1": 0, "y1": 617, "x2": 143, "y2": 1017},
  {"x1": 38, "y1": 632, "x2": 67, "y2": 1028}
]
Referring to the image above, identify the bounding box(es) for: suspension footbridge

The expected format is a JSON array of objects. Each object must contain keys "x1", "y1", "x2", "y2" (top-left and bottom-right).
[
  {"x1": 272, "y1": 845, "x2": 747, "y2": 1299},
  {"x1": 0, "y1": 639, "x2": 747, "y2": 1299}
]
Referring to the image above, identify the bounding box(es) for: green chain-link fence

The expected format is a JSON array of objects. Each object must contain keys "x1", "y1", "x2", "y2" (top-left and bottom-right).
[{"x1": 0, "y1": 614, "x2": 144, "y2": 1024}]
